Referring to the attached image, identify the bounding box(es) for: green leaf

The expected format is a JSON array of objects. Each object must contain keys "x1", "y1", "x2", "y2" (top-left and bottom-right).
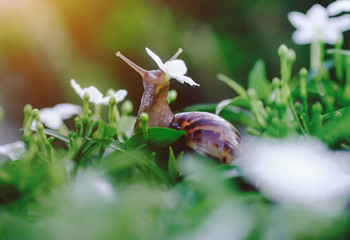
[
  {"x1": 215, "y1": 96, "x2": 251, "y2": 115},
  {"x1": 100, "y1": 149, "x2": 170, "y2": 186},
  {"x1": 215, "y1": 164, "x2": 239, "y2": 179},
  {"x1": 148, "y1": 127, "x2": 186, "y2": 149},
  {"x1": 168, "y1": 147, "x2": 177, "y2": 183},
  {"x1": 322, "y1": 106, "x2": 350, "y2": 121},
  {"x1": 181, "y1": 103, "x2": 218, "y2": 112},
  {"x1": 181, "y1": 103, "x2": 256, "y2": 127},
  {"x1": 248, "y1": 59, "x2": 271, "y2": 100},
  {"x1": 93, "y1": 121, "x2": 116, "y2": 140},
  {"x1": 125, "y1": 130, "x2": 146, "y2": 149},
  {"x1": 168, "y1": 147, "x2": 183, "y2": 184},
  {"x1": 89, "y1": 138, "x2": 128, "y2": 151},
  {"x1": 109, "y1": 140, "x2": 129, "y2": 151},
  {"x1": 217, "y1": 74, "x2": 247, "y2": 98},
  {"x1": 43, "y1": 129, "x2": 70, "y2": 143},
  {"x1": 321, "y1": 111, "x2": 350, "y2": 146}
]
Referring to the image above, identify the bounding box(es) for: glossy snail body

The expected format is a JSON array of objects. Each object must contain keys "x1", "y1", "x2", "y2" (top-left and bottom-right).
[{"x1": 117, "y1": 48, "x2": 241, "y2": 164}]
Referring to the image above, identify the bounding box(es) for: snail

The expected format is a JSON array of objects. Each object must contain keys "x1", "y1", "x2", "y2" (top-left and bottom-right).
[{"x1": 116, "y1": 48, "x2": 241, "y2": 164}]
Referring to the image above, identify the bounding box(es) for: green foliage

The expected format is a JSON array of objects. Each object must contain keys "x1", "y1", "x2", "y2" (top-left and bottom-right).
[{"x1": 215, "y1": 45, "x2": 350, "y2": 148}]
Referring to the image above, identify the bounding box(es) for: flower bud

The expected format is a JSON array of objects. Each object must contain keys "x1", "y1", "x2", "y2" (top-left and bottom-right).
[
  {"x1": 287, "y1": 49, "x2": 296, "y2": 62},
  {"x1": 108, "y1": 96, "x2": 116, "y2": 106},
  {"x1": 31, "y1": 109, "x2": 39, "y2": 119},
  {"x1": 272, "y1": 77, "x2": 280, "y2": 88},
  {"x1": 121, "y1": 100, "x2": 133, "y2": 115},
  {"x1": 83, "y1": 92, "x2": 90, "y2": 101},
  {"x1": 247, "y1": 88, "x2": 257, "y2": 99},
  {"x1": 24, "y1": 104, "x2": 33, "y2": 114},
  {"x1": 167, "y1": 90, "x2": 178, "y2": 104},
  {"x1": 278, "y1": 44, "x2": 288, "y2": 57},
  {"x1": 140, "y1": 112, "x2": 149, "y2": 122},
  {"x1": 299, "y1": 68, "x2": 308, "y2": 78},
  {"x1": 36, "y1": 122, "x2": 44, "y2": 132}
]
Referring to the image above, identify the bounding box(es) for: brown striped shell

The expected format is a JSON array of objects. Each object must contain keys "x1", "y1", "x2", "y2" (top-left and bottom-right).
[{"x1": 172, "y1": 111, "x2": 241, "y2": 164}]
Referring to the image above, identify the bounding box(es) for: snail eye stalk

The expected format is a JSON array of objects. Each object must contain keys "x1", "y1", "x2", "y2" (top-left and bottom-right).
[{"x1": 116, "y1": 51, "x2": 147, "y2": 78}]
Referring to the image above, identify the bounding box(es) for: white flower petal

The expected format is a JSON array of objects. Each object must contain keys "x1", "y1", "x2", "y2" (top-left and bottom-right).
[
  {"x1": 30, "y1": 120, "x2": 37, "y2": 131},
  {"x1": 329, "y1": 14, "x2": 350, "y2": 32},
  {"x1": 163, "y1": 59, "x2": 187, "y2": 75},
  {"x1": 53, "y1": 103, "x2": 82, "y2": 120},
  {"x1": 100, "y1": 96, "x2": 111, "y2": 105},
  {"x1": 288, "y1": 3, "x2": 350, "y2": 45},
  {"x1": 307, "y1": 4, "x2": 328, "y2": 23},
  {"x1": 145, "y1": 47, "x2": 164, "y2": 69},
  {"x1": 71, "y1": 171, "x2": 116, "y2": 202},
  {"x1": 287, "y1": 11, "x2": 310, "y2": 29},
  {"x1": 113, "y1": 89, "x2": 128, "y2": 103},
  {"x1": 328, "y1": 0, "x2": 350, "y2": 16},
  {"x1": 70, "y1": 79, "x2": 84, "y2": 98},
  {"x1": 84, "y1": 86, "x2": 104, "y2": 104},
  {"x1": 291, "y1": 29, "x2": 314, "y2": 44},
  {"x1": 39, "y1": 103, "x2": 82, "y2": 129},
  {"x1": 71, "y1": 79, "x2": 105, "y2": 104},
  {"x1": 39, "y1": 109, "x2": 62, "y2": 129},
  {"x1": 0, "y1": 141, "x2": 26, "y2": 161},
  {"x1": 322, "y1": 28, "x2": 342, "y2": 44},
  {"x1": 240, "y1": 138, "x2": 350, "y2": 213},
  {"x1": 169, "y1": 73, "x2": 200, "y2": 86},
  {"x1": 0, "y1": 141, "x2": 26, "y2": 154},
  {"x1": 45, "y1": 114, "x2": 63, "y2": 129}
]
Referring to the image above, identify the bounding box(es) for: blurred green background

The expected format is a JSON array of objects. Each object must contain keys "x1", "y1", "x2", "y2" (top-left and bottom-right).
[{"x1": 0, "y1": 0, "x2": 334, "y2": 143}]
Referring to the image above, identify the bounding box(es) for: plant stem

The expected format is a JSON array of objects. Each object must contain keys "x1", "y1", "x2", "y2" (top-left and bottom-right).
[{"x1": 310, "y1": 40, "x2": 322, "y2": 71}]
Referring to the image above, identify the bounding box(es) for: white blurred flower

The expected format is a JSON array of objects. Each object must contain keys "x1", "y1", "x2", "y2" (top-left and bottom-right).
[
  {"x1": 70, "y1": 79, "x2": 128, "y2": 105},
  {"x1": 72, "y1": 172, "x2": 116, "y2": 202},
  {"x1": 39, "y1": 103, "x2": 82, "y2": 129},
  {"x1": 240, "y1": 137, "x2": 350, "y2": 213},
  {"x1": 288, "y1": 4, "x2": 350, "y2": 44},
  {"x1": 328, "y1": 0, "x2": 350, "y2": 15},
  {"x1": 176, "y1": 204, "x2": 253, "y2": 240},
  {"x1": 0, "y1": 141, "x2": 26, "y2": 161},
  {"x1": 145, "y1": 47, "x2": 199, "y2": 86}
]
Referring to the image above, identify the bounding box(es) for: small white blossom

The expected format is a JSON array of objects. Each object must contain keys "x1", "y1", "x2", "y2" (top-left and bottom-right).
[
  {"x1": 40, "y1": 103, "x2": 82, "y2": 129},
  {"x1": 145, "y1": 47, "x2": 199, "y2": 86},
  {"x1": 0, "y1": 141, "x2": 26, "y2": 161},
  {"x1": 328, "y1": 0, "x2": 350, "y2": 16},
  {"x1": 240, "y1": 137, "x2": 350, "y2": 213},
  {"x1": 72, "y1": 171, "x2": 116, "y2": 202},
  {"x1": 70, "y1": 79, "x2": 127, "y2": 105},
  {"x1": 288, "y1": 4, "x2": 350, "y2": 44}
]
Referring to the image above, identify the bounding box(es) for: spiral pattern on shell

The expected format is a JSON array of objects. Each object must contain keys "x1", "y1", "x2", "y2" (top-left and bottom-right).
[{"x1": 172, "y1": 111, "x2": 241, "y2": 164}]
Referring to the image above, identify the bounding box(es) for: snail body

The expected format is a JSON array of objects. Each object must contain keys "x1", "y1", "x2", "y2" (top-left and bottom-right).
[{"x1": 117, "y1": 48, "x2": 241, "y2": 164}]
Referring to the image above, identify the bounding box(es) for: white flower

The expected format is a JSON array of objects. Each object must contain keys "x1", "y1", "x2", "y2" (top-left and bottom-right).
[
  {"x1": 328, "y1": 0, "x2": 350, "y2": 16},
  {"x1": 39, "y1": 103, "x2": 82, "y2": 129},
  {"x1": 72, "y1": 171, "x2": 116, "y2": 202},
  {"x1": 288, "y1": 4, "x2": 350, "y2": 44},
  {"x1": 240, "y1": 137, "x2": 350, "y2": 213},
  {"x1": 0, "y1": 141, "x2": 26, "y2": 161},
  {"x1": 70, "y1": 79, "x2": 128, "y2": 105},
  {"x1": 145, "y1": 47, "x2": 199, "y2": 86}
]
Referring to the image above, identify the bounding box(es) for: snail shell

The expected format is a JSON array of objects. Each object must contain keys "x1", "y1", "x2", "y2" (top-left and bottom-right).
[{"x1": 172, "y1": 111, "x2": 241, "y2": 164}]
